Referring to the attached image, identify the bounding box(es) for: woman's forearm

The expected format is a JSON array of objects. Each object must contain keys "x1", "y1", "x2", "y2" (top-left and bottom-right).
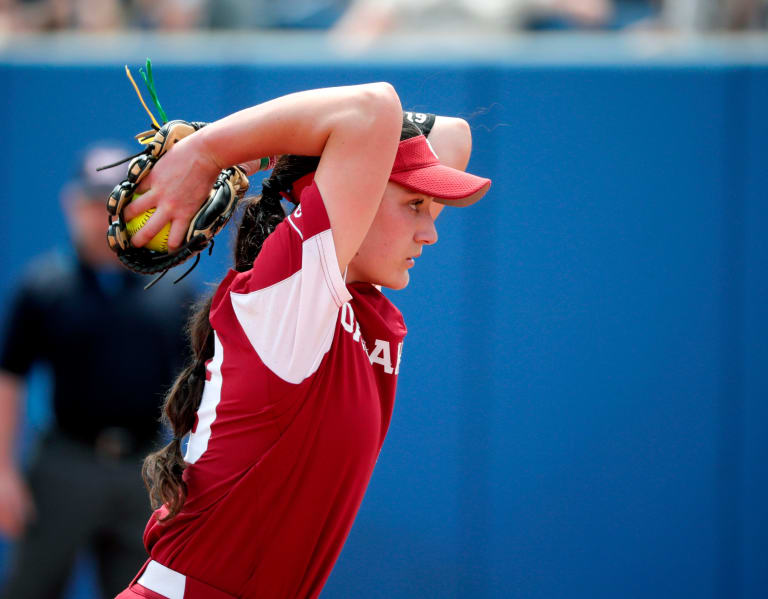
[
  {"x1": 193, "y1": 83, "x2": 402, "y2": 172},
  {"x1": 127, "y1": 83, "x2": 403, "y2": 255}
]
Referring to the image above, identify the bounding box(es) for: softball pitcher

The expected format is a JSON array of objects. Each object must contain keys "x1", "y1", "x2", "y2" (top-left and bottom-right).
[{"x1": 115, "y1": 83, "x2": 491, "y2": 599}]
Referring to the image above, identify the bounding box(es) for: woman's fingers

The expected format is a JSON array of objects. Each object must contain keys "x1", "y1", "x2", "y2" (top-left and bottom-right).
[
  {"x1": 129, "y1": 206, "x2": 171, "y2": 248},
  {"x1": 167, "y1": 218, "x2": 190, "y2": 251},
  {"x1": 121, "y1": 138, "x2": 221, "y2": 250},
  {"x1": 125, "y1": 187, "x2": 204, "y2": 249},
  {"x1": 135, "y1": 177, "x2": 151, "y2": 195},
  {"x1": 123, "y1": 188, "x2": 156, "y2": 221}
]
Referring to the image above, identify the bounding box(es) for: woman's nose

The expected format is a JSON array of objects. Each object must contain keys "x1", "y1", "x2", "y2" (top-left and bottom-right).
[{"x1": 416, "y1": 217, "x2": 438, "y2": 246}]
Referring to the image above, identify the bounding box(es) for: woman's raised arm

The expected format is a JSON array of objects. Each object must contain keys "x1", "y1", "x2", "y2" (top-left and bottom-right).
[{"x1": 125, "y1": 83, "x2": 403, "y2": 271}]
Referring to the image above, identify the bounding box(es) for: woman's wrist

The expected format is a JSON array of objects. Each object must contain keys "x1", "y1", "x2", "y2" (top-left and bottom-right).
[
  {"x1": 192, "y1": 125, "x2": 228, "y2": 173},
  {"x1": 239, "y1": 156, "x2": 278, "y2": 176}
]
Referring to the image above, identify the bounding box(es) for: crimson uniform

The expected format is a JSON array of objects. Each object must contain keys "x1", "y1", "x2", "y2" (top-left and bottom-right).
[
  {"x1": 120, "y1": 180, "x2": 406, "y2": 599},
  {"x1": 117, "y1": 134, "x2": 492, "y2": 599}
]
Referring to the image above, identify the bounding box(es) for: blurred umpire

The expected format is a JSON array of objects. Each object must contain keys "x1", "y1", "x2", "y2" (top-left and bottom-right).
[{"x1": 0, "y1": 143, "x2": 195, "y2": 598}]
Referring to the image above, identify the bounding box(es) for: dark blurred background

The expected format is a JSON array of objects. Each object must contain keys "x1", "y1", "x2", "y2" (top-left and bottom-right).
[{"x1": 0, "y1": 1, "x2": 767, "y2": 597}]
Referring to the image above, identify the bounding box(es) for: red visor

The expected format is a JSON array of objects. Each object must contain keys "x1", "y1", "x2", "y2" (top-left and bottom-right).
[
  {"x1": 284, "y1": 135, "x2": 491, "y2": 207},
  {"x1": 388, "y1": 135, "x2": 491, "y2": 207}
]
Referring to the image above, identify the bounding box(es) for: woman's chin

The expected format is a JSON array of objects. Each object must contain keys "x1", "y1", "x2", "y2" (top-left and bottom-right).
[
  {"x1": 359, "y1": 269, "x2": 410, "y2": 291},
  {"x1": 384, "y1": 271, "x2": 410, "y2": 290}
]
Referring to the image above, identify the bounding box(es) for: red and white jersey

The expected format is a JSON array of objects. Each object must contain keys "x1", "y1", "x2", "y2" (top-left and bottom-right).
[{"x1": 143, "y1": 181, "x2": 407, "y2": 599}]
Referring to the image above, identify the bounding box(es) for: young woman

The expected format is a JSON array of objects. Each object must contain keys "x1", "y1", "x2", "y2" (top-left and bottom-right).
[{"x1": 116, "y1": 83, "x2": 491, "y2": 599}]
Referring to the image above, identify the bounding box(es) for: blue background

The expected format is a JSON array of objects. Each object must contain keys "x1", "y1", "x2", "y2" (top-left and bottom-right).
[{"x1": 0, "y1": 35, "x2": 766, "y2": 598}]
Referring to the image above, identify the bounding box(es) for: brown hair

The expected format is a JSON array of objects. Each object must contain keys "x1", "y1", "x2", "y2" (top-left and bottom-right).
[{"x1": 142, "y1": 117, "x2": 422, "y2": 521}]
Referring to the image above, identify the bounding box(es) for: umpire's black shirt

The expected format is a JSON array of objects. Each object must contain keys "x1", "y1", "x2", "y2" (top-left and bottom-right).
[{"x1": 0, "y1": 252, "x2": 195, "y2": 448}]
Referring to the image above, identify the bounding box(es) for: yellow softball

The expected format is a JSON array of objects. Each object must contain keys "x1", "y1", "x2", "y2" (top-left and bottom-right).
[{"x1": 126, "y1": 206, "x2": 171, "y2": 253}]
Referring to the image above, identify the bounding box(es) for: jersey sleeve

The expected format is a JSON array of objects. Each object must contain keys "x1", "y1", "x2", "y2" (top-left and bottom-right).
[{"x1": 225, "y1": 182, "x2": 352, "y2": 384}]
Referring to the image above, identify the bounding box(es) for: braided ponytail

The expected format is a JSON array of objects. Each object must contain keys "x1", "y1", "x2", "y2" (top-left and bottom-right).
[
  {"x1": 234, "y1": 155, "x2": 320, "y2": 271},
  {"x1": 142, "y1": 293, "x2": 213, "y2": 521}
]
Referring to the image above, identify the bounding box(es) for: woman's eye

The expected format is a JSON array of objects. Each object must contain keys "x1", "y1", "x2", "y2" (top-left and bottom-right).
[{"x1": 409, "y1": 199, "x2": 424, "y2": 211}]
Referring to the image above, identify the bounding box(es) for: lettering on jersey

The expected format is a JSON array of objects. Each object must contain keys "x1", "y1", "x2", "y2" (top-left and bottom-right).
[
  {"x1": 340, "y1": 302, "x2": 402, "y2": 376},
  {"x1": 340, "y1": 303, "x2": 363, "y2": 345},
  {"x1": 368, "y1": 339, "x2": 393, "y2": 374}
]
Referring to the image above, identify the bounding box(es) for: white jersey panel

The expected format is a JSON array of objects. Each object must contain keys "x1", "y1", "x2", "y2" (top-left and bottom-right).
[
  {"x1": 184, "y1": 332, "x2": 224, "y2": 464},
  {"x1": 230, "y1": 229, "x2": 352, "y2": 384}
]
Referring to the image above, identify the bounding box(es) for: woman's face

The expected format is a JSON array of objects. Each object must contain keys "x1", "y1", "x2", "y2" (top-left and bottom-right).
[{"x1": 346, "y1": 181, "x2": 438, "y2": 289}]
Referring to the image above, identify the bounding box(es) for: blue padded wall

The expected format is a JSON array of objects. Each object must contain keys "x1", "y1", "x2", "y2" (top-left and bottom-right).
[{"x1": 0, "y1": 46, "x2": 765, "y2": 599}]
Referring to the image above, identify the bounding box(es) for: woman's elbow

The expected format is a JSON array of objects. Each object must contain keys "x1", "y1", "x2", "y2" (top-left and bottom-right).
[
  {"x1": 431, "y1": 116, "x2": 473, "y2": 170},
  {"x1": 353, "y1": 82, "x2": 403, "y2": 135}
]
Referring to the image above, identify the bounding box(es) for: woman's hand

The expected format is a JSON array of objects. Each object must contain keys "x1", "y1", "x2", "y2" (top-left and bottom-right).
[{"x1": 123, "y1": 133, "x2": 222, "y2": 250}]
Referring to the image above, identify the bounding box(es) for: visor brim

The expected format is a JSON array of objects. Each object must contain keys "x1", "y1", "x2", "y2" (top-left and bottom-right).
[{"x1": 389, "y1": 164, "x2": 491, "y2": 208}]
